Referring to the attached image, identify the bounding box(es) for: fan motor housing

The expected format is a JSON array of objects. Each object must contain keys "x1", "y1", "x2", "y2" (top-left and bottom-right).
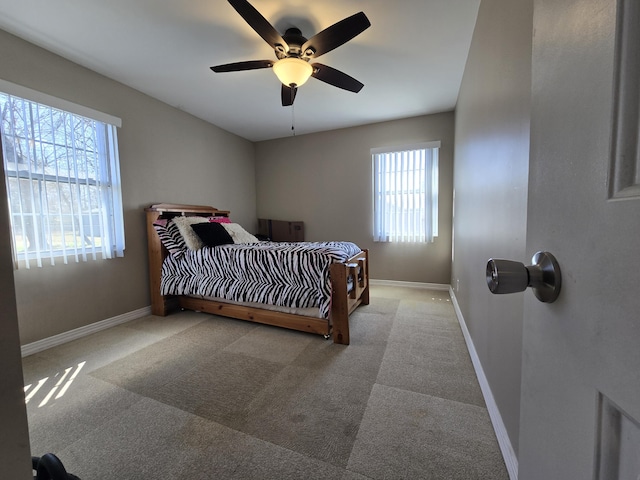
[{"x1": 277, "y1": 28, "x2": 311, "y2": 59}]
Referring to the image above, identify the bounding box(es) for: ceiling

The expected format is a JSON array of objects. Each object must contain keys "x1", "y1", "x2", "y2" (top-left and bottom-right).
[{"x1": 0, "y1": 0, "x2": 480, "y2": 142}]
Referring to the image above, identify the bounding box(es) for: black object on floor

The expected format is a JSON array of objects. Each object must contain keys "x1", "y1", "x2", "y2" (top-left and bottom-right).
[{"x1": 32, "y1": 453, "x2": 81, "y2": 480}]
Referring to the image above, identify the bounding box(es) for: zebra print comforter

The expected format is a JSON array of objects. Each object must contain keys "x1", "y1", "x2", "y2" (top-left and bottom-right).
[{"x1": 161, "y1": 241, "x2": 362, "y2": 319}]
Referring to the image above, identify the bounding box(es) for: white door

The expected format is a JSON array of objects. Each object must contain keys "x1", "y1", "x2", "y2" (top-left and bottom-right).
[{"x1": 519, "y1": 0, "x2": 640, "y2": 478}]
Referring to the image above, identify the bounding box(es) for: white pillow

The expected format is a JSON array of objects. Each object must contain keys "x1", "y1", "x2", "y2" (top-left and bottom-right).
[
  {"x1": 171, "y1": 216, "x2": 209, "y2": 250},
  {"x1": 222, "y1": 223, "x2": 260, "y2": 244}
]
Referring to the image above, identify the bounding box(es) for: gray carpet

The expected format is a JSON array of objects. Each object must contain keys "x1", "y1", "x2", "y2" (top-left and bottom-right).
[{"x1": 23, "y1": 285, "x2": 509, "y2": 479}]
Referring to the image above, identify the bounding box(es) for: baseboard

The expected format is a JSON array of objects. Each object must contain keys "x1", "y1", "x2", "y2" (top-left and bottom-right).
[
  {"x1": 369, "y1": 279, "x2": 450, "y2": 291},
  {"x1": 21, "y1": 306, "x2": 152, "y2": 358},
  {"x1": 449, "y1": 287, "x2": 519, "y2": 480}
]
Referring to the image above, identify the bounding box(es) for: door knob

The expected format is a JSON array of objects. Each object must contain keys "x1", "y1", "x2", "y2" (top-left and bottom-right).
[{"x1": 486, "y1": 251, "x2": 561, "y2": 303}]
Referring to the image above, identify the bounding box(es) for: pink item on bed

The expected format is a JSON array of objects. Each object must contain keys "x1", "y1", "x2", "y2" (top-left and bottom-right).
[{"x1": 209, "y1": 216, "x2": 231, "y2": 223}]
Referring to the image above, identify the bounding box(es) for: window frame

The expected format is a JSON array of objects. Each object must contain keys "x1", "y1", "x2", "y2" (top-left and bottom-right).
[
  {"x1": 371, "y1": 141, "x2": 440, "y2": 243},
  {"x1": 0, "y1": 80, "x2": 124, "y2": 268}
]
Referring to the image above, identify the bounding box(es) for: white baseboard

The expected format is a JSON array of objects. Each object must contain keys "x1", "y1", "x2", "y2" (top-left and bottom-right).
[
  {"x1": 370, "y1": 279, "x2": 450, "y2": 291},
  {"x1": 21, "y1": 306, "x2": 152, "y2": 358},
  {"x1": 449, "y1": 287, "x2": 519, "y2": 480}
]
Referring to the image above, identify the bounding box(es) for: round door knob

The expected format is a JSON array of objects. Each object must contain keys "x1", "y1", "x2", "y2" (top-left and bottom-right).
[
  {"x1": 486, "y1": 251, "x2": 561, "y2": 303},
  {"x1": 486, "y1": 259, "x2": 529, "y2": 294}
]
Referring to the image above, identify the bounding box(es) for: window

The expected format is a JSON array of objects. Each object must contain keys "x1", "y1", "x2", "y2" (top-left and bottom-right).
[
  {"x1": 372, "y1": 142, "x2": 439, "y2": 243},
  {"x1": 0, "y1": 82, "x2": 124, "y2": 268}
]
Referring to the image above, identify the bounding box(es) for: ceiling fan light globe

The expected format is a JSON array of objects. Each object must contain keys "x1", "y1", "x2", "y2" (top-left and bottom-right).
[{"x1": 273, "y1": 57, "x2": 313, "y2": 87}]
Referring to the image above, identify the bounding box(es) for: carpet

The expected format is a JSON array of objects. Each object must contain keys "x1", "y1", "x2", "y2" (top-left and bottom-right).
[{"x1": 23, "y1": 286, "x2": 509, "y2": 479}]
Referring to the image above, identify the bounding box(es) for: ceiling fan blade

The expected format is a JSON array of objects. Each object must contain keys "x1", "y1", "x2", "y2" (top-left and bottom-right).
[
  {"x1": 281, "y1": 84, "x2": 297, "y2": 106},
  {"x1": 228, "y1": 0, "x2": 288, "y2": 52},
  {"x1": 210, "y1": 60, "x2": 273, "y2": 73},
  {"x1": 301, "y1": 12, "x2": 370, "y2": 58},
  {"x1": 311, "y1": 63, "x2": 364, "y2": 93}
]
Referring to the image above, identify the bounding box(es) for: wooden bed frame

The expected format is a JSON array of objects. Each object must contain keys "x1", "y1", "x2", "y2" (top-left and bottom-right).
[{"x1": 145, "y1": 203, "x2": 369, "y2": 345}]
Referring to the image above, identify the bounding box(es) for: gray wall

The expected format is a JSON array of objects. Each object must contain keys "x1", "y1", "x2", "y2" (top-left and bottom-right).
[
  {"x1": 255, "y1": 113, "x2": 454, "y2": 284},
  {"x1": 0, "y1": 29, "x2": 257, "y2": 345},
  {"x1": 452, "y1": 0, "x2": 533, "y2": 457}
]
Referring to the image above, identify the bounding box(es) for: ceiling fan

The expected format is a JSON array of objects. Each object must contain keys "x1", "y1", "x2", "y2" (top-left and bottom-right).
[{"x1": 210, "y1": 0, "x2": 371, "y2": 106}]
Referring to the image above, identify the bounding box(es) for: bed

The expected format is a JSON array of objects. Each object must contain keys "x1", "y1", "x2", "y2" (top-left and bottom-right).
[{"x1": 145, "y1": 203, "x2": 369, "y2": 344}]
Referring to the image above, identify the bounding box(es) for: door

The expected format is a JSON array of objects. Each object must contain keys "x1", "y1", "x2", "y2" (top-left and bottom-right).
[{"x1": 519, "y1": 0, "x2": 640, "y2": 478}]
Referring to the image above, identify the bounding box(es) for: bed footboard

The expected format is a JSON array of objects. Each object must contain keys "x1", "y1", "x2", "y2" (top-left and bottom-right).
[{"x1": 330, "y1": 249, "x2": 370, "y2": 345}]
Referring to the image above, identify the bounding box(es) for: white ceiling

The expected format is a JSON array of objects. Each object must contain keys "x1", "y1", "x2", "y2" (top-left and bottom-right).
[{"x1": 0, "y1": 0, "x2": 480, "y2": 142}]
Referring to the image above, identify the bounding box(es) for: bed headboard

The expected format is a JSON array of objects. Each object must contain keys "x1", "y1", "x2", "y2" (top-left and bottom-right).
[
  {"x1": 145, "y1": 203, "x2": 230, "y2": 219},
  {"x1": 144, "y1": 203, "x2": 230, "y2": 315}
]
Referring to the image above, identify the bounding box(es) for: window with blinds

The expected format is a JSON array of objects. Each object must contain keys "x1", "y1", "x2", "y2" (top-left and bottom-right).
[
  {"x1": 372, "y1": 142, "x2": 439, "y2": 243},
  {"x1": 0, "y1": 87, "x2": 124, "y2": 269}
]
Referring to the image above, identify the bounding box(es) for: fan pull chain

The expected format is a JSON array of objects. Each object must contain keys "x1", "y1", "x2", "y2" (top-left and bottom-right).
[{"x1": 291, "y1": 104, "x2": 296, "y2": 136}]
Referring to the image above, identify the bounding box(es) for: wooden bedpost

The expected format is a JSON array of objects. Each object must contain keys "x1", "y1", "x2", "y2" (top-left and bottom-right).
[
  {"x1": 361, "y1": 249, "x2": 370, "y2": 305},
  {"x1": 330, "y1": 262, "x2": 350, "y2": 345},
  {"x1": 145, "y1": 208, "x2": 169, "y2": 315}
]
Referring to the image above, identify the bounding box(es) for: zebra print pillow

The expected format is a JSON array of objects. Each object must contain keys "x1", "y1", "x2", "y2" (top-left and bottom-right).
[{"x1": 153, "y1": 219, "x2": 187, "y2": 257}]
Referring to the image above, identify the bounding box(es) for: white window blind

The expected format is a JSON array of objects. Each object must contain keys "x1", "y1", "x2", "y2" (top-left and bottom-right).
[
  {"x1": 0, "y1": 89, "x2": 125, "y2": 269},
  {"x1": 372, "y1": 142, "x2": 439, "y2": 243}
]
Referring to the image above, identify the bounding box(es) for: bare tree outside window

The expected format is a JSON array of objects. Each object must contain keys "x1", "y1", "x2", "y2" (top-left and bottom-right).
[{"x1": 0, "y1": 92, "x2": 124, "y2": 268}]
